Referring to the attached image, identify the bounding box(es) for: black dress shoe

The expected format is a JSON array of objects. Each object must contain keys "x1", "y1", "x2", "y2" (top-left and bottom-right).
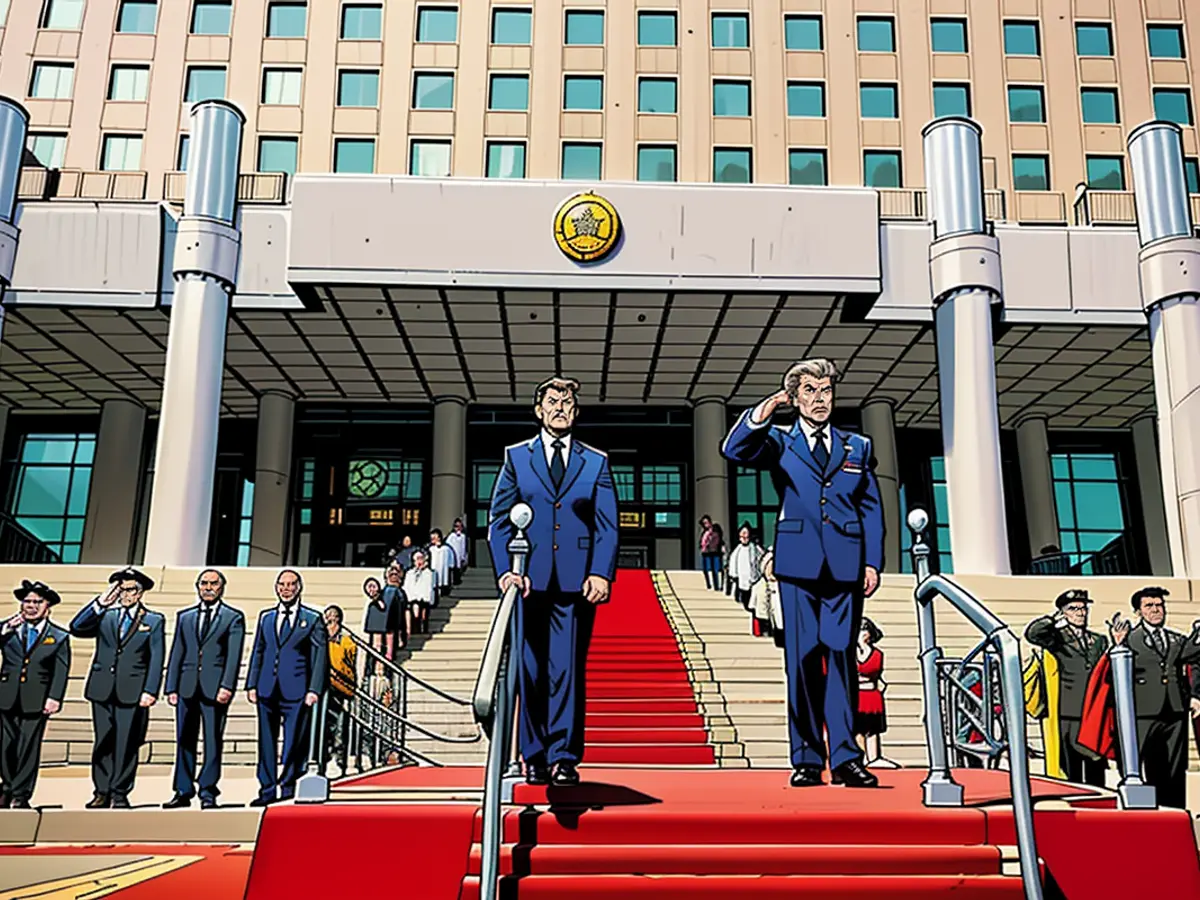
[
  {"x1": 85, "y1": 794, "x2": 111, "y2": 809},
  {"x1": 10, "y1": 798, "x2": 31, "y2": 809},
  {"x1": 162, "y1": 795, "x2": 192, "y2": 809},
  {"x1": 831, "y1": 760, "x2": 879, "y2": 788},
  {"x1": 200, "y1": 799, "x2": 218, "y2": 810},
  {"x1": 248, "y1": 796, "x2": 274, "y2": 808},
  {"x1": 551, "y1": 763, "x2": 580, "y2": 787},
  {"x1": 789, "y1": 766, "x2": 823, "y2": 787},
  {"x1": 525, "y1": 763, "x2": 550, "y2": 786},
  {"x1": 110, "y1": 796, "x2": 131, "y2": 809}
]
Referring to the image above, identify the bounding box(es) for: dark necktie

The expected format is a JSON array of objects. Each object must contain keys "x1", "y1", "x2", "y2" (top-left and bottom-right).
[
  {"x1": 811, "y1": 429, "x2": 829, "y2": 471},
  {"x1": 1154, "y1": 629, "x2": 1166, "y2": 655},
  {"x1": 550, "y1": 439, "x2": 566, "y2": 488},
  {"x1": 278, "y1": 606, "x2": 295, "y2": 643},
  {"x1": 119, "y1": 611, "x2": 134, "y2": 640},
  {"x1": 200, "y1": 605, "x2": 213, "y2": 641},
  {"x1": 24, "y1": 625, "x2": 37, "y2": 653}
]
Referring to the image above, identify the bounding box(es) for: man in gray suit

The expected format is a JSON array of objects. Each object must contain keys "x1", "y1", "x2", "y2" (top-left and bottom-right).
[
  {"x1": 70, "y1": 567, "x2": 165, "y2": 809},
  {"x1": 163, "y1": 569, "x2": 245, "y2": 809},
  {"x1": 1112, "y1": 586, "x2": 1200, "y2": 809},
  {"x1": 1024, "y1": 588, "x2": 1109, "y2": 786},
  {"x1": 0, "y1": 581, "x2": 70, "y2": 809}
]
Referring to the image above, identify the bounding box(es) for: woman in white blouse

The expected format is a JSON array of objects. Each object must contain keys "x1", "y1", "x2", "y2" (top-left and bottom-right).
[
  {"x1": 426, "y1": 529, "x2": 457, "y2": 599},
  {"x1": 405, "y1": 549, "x2": 438, "y2": 635}
]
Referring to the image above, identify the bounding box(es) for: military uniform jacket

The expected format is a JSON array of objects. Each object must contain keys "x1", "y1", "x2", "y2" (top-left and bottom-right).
[
  {"x1": 1024, "y1": 616, "x2": 1108, "y2": 719},
  {"x1": 164, "y1": 603, "x2": 246, "y2": 702},
  {"x1": 70, "y1": 602, "x2": 166, "y2": 706},
  {"x1": 0, "y1": 621, "x2": 70, "y2": 714},
  {"x1": 1128, "y1": 622, "x2": 1200, "y2": 718}
]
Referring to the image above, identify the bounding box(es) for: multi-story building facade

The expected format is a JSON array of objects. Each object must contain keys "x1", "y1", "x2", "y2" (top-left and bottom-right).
[{"x1": 0, "y1": 0, "x2": 1194, "y2": 582}]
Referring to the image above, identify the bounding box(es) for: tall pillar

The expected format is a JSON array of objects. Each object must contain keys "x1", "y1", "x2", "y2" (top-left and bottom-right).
[
  {"x1": 0, "y1": 98, "x2": 29, "y2": 309},
  {"x1": 861, "y1": 398, "x2": 901, "y2": 572},
  {"x1": 923, "y1": 117, "x2": 1011, "y2": 574},
  {"x1": 1130, "y1": 121, "x2": 1200, "y2": 577},
  {"x1": 249, "y1": 391, "x2": 295, "y2": 566},
  {"x1": 430, "y1": 396, "x2": 467, "y2": 535},
  {"x1": 1131, "y1": 414, "x2": 1173, "y2": 576},
  {"x1": 81, "y1": 400, "x2": 148, "y2": 564},
  {"x1": 1014, "y1": 415, "x2": 1061, "y2": 557},
  {"x1": 144, "y1": 100, "x2": 245, "y2": 565},
  {"x1": 694, "y1": 397, "x2": 731, "y2": 543}
]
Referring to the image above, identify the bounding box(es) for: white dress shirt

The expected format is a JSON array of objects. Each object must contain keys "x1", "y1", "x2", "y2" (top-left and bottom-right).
[
  {"x1": 406, "y1": 567, "x2": 436, "y2": 605},
  {"x1": 276, "y1": 602, "x2": 300, "y2": 639},
  {"x1": 197, "y1": 600, "x2": 222, "y2": 637},
  {"x1": 540, "y1": 429, "x2": 572, "y2": 469}
]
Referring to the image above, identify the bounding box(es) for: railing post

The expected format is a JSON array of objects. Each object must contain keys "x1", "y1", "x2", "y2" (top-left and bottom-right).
[
  {"x1": 295, "y1": 691, "x2": 330, "y2": 803},
  {"x1": 996, "y1": 630, "x2": 1044, "y2": 900},
  {"x1": 1109, "y1": 642, "x2": 1157, "y2": 809},
  {"x1": 908, "y1": 508, "x2": 964, "y2": 806}
]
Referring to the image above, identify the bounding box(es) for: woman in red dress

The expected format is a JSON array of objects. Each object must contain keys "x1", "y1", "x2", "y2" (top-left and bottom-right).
[{"x1": 855, "y1": 617, "x2": 897, "y2": 768}]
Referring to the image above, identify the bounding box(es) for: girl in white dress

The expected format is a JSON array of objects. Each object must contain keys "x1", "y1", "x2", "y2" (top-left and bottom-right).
[{"x1": 426, "y1": 529, "x2": 457, "y2": 600}]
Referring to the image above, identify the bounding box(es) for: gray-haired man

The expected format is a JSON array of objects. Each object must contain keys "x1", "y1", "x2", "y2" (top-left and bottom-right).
[{"x1": 722, "y1": 358, "x2": 885, "y2": 789}]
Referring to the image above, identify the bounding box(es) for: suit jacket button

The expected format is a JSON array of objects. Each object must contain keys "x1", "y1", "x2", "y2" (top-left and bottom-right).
[
  {"x1": 825, "y1": 481, "x2": 832, "y2": 488},
  {"x1": 555, "y1": 503, "x2": 562, "y2": 509},
  {"x1": 555, "y1": 524, "x2": 560, "y2": 530},
  {"x1": 1163, "y1": 677, "x2": 1169, "y2": 684},
  {"x1": 820, "y1": 498, "x2": 827, "y2": 505},
  {"x1": 553, "y1": 544, "x2": 559, "y2": 551}
]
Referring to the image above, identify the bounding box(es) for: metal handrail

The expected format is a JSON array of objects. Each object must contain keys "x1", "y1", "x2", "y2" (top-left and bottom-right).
[
  {"x1": 1109, "y1": 641, "x2": 1157, "y2": 809},
  {"x1": 474, "y1": 503, "x2": 534, "y2": 900},
  {"x1": 907, "y1": 509, "x2": 1043, "y2": 900},
  {"x1": 352, "y1": 627, "x2": 473, "y2": 708}
]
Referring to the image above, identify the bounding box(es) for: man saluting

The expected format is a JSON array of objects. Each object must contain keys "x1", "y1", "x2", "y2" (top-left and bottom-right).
[
  {"x1": 489, "y1": 376, "x2": 619, "y2": 788},
  {"x1": 723, "y1": 358, "x2": 884, "y2": 788},
  {"x1": 0, "y1": 580, "x2": 70, "y2": 809},
  {"x1": 70, "y1": 567, "x2": 165, "y2": 808}
]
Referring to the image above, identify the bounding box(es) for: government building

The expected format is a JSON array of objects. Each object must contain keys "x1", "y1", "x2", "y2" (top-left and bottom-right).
[{"x1": 0, "y1": 0, "x2": 1197, "y2": 581}]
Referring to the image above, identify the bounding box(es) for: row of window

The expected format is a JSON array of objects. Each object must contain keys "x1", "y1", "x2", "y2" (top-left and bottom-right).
[
  {"x1": 27, "y1": 58, "x2": 1198, "y2": 132},
  {"x1": 32, "y1": 0, "x2": 1194, "y2": 62}
]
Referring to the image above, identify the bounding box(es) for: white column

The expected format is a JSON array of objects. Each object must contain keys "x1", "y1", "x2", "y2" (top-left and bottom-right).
[
  {"x1": 144, "y1": 100, "x2": 245, "y2": 566},
  {"x1": 81, "y1": 399, "x2": 148, "y2": 564},
  {"x1": 1130, "y1": 414, "x2": 1173, "y2": 576},
  {"x1": 0, "y1": 97, "x2": 29, "y2": 317},
  {"x1": 249, "y1": 391, "x2": 295, "y2": 566},
  {"x1": 693, "y1": 397, "x2": 731, "y2": 541},
  {"x1": 430, "y1": 396, "x2": 467, "y2": 534},
  {"x1": 923, "y1": 117, "x2": 1010, "y2": 575},
  {"x1": 861, "y1": 398, "x2": 901, "y2": 571},
  {"x1": 1129, "y1": 120, "x2": 1200, "y2": 577},
  {"x1": 1014, "y1": 415, "x2": 1061, "y2": 557}
]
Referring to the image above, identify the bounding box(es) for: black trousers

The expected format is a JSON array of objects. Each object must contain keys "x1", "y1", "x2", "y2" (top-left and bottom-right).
[
  {"x1": 91, "y1": 701, "x2": 148, "y2": 800},
  {"x1": 1059, "y1": 717, "x2": 1107, "y2": 788},
  {"x1": 173, "y1": 694, "x2": 229, "y2": 802},
  {"x1": 0, "y1": 709, "x2": 49, "y2": 802},
  {"x1": 1138, "y1": 715, "x2": 1189, "y2": 809},
  {"x1": 735, "y1": 587, "x2": 751, "y2": 608}
]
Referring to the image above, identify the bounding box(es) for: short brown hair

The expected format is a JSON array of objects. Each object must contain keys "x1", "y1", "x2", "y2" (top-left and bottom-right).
[{"x1": 534, "y1": 376, "x2": 581, "y2": 405}]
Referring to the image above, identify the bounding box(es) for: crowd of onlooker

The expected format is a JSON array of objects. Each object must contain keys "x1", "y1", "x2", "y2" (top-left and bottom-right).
[{"x1": 697, "y1": 515, "x2": 896, "y2": 769}]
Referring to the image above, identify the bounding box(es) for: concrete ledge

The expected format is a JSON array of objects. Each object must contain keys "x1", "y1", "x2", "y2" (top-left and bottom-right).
[{"x1": 2, "y1": 808, "x2": 264, "y2": 844}]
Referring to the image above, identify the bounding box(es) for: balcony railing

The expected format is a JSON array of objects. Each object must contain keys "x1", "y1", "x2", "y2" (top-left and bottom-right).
[
  {"x1": 878, "y1": 188, "x2": 1007, "y2": 223},
  {"x1": 18, "y1": 168, "x2": 148, "y2": 201},
  {"x1": 162, "y1": 170, "x2": 288, "y2": 204},
  {"x1": 1073, "y1": 188, "x2": 1137, "y2": 226}
]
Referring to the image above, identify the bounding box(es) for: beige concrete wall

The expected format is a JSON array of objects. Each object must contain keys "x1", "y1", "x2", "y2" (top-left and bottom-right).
[{"x1": 2, "y1": 0, "x2": 1198, "y2": 203}]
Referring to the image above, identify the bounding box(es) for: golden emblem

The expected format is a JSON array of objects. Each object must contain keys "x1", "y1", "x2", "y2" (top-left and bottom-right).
[{"x1": 553, "y1": 192, "x2": 621, "y2": 263}]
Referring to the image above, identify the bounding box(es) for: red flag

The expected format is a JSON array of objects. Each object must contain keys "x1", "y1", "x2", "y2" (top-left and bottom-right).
[{"x1": 1076, "y1": 654, "x2": 1117, "y2": 760}]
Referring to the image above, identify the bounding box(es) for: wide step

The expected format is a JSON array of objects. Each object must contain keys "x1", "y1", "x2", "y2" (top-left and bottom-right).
[
  {"x1": 460, "y1": 874, "x2": 1024, "y2": 898},
  {"x1": 467, "y1": 843, "x2": 1004, "y2": 876}
]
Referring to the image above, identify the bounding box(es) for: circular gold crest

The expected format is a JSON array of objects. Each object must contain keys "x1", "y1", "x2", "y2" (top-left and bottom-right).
[{"x1": 553, "y1": 192, "x2": 621, "y2": 263}]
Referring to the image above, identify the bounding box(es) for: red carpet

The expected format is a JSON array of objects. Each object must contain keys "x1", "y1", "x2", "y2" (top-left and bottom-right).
[{"x1": 581, "y1": 569, "x2": 715, "y2": 766}]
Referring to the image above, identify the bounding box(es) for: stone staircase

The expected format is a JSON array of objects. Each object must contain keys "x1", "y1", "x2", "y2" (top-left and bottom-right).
[
  {"x1": 657, "y1": 570, "x2": 1200, "y2": 772},
  {"x1": 0, "y1": 564, "x2": 495, "y2": 771}
]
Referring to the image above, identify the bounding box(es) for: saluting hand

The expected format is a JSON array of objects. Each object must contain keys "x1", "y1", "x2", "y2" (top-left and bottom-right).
[
  {"x1": 1108, "y1": 612, "x2": 1131, "y2": 646},
  {"x1": 751, "y1": 389, "x2": 794, "y2": 426},
  {"x1": 1, "y1": 613, "x2": 22, "y2": 635},
  {"x1": 98, "y1": 584, "x2": 120, "y2": 607}
]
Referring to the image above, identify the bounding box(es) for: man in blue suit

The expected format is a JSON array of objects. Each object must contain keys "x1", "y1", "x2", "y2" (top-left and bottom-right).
[
  {"x1": 723, "y1": 358, "x2": 884, "y2": 789},
  {"x1": 163, "y1": 569, "x2": 245, "y2": 809},
  {"x1": 245, "y1": 569, "x2": 328, "y2": 806},
  {"x1": 489, "y1": 376, "x2": 619, "y2": 787}
]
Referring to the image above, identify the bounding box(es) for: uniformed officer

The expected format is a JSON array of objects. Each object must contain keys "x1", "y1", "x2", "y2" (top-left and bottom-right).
[
  {"x1": 1024, "y1": 588, "x2": 1109, "y2": 786},
  {"x1": 0, "y1": 580, "x2": 70, "y2": 809},
  {"x1": 1113, "y1": 586, "x2": 1200, "y2": 809},
  {"x1": 69, "y1": 567, "x2": 165, "y2": 809}
]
